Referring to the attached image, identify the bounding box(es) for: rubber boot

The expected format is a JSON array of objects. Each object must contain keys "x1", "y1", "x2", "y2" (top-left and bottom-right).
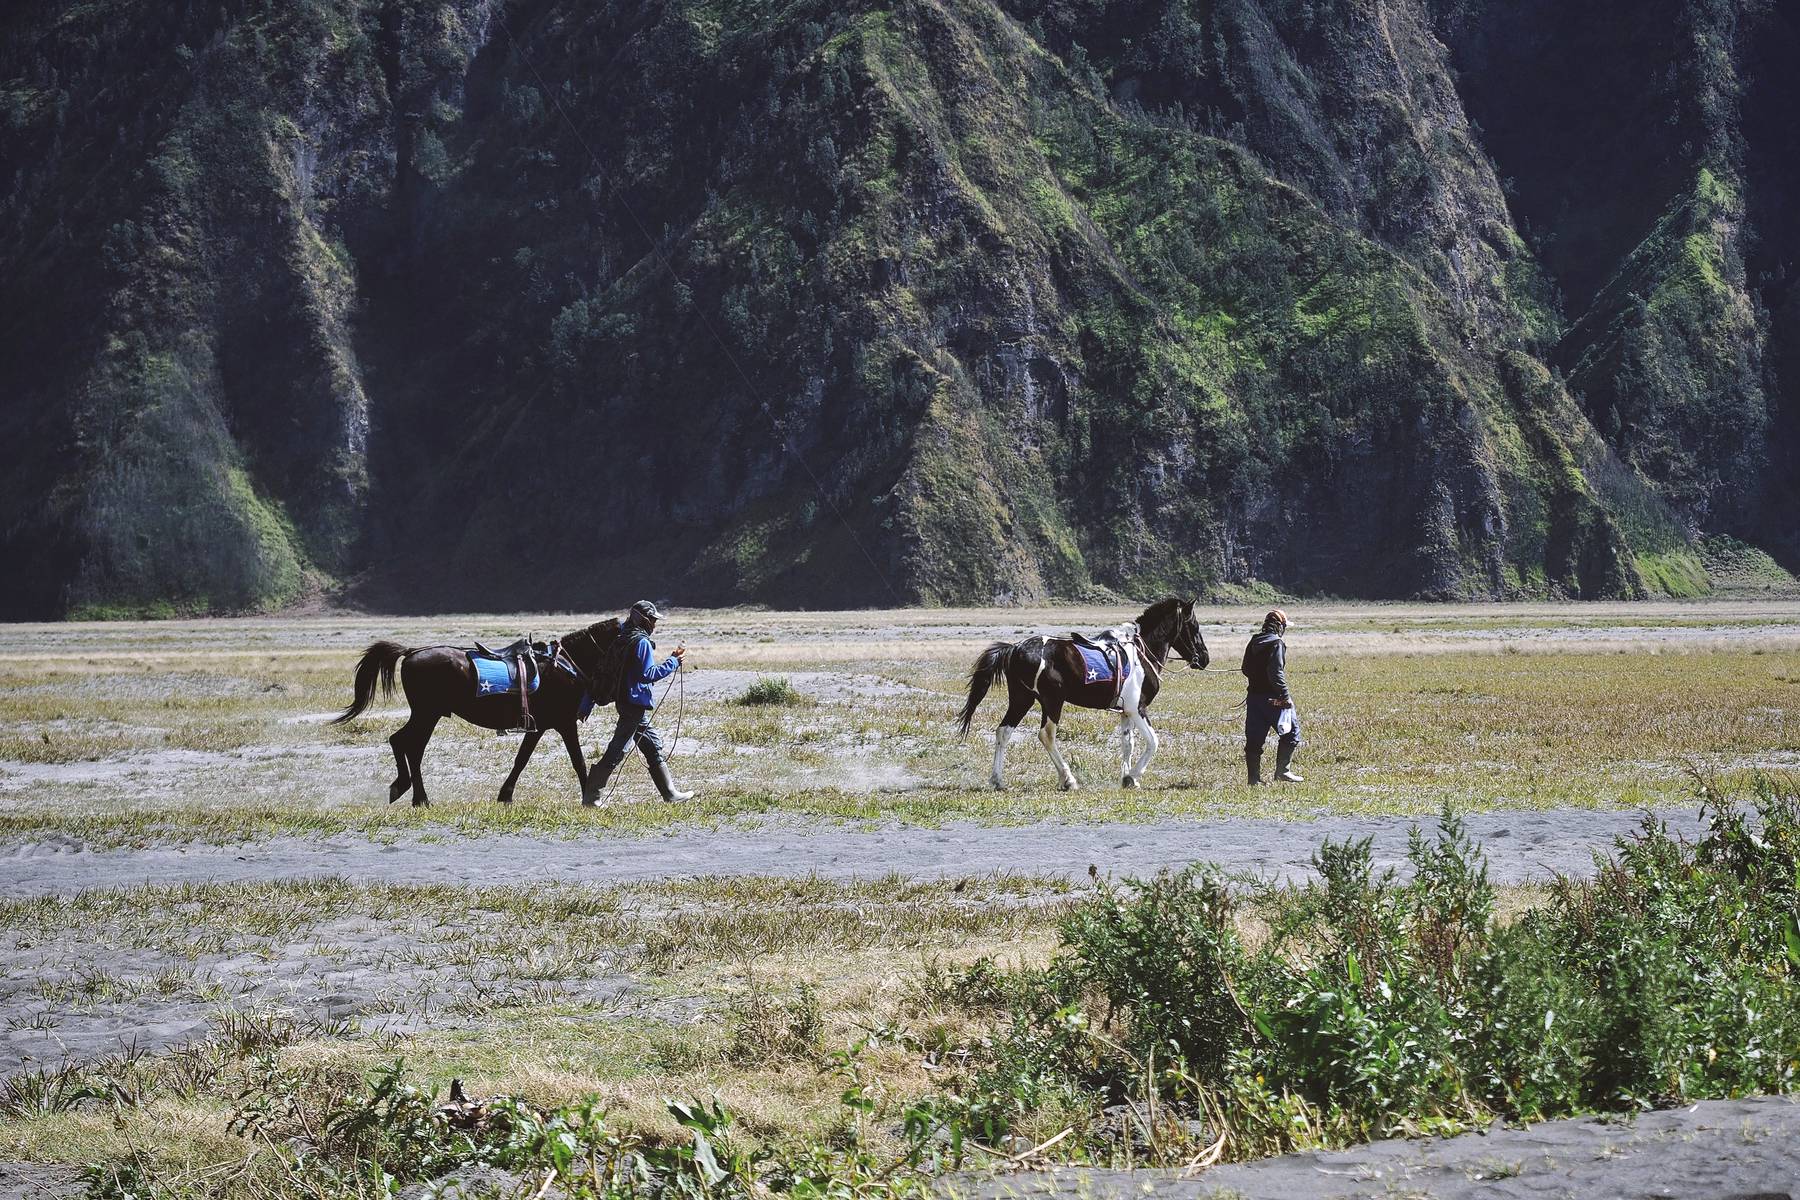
[
  {"x1": 1274, "y1": 743, "x2": 1304, "y2": 783},
  {"x1": 646, "y1": 757, "x2": 695, "y2": 803},
  {"x1": 582, "y1": 759, "x2": 616, "y2": 806},
  {"x1": 1245, "y1": 749, "x2": 1262, "y2": 786}
]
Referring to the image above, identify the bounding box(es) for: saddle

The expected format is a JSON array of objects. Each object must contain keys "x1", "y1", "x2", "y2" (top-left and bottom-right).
[
  {"x1": 1063, "y1": 631, "x2": 1131, "y2": 711},
  {"x1": 472, "y1": 638, "x2": 546, "y2": 731}
]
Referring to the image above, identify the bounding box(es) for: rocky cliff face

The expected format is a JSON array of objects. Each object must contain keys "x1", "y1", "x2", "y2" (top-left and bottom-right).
[{"x1": 1, "y1": 0, "x2": 1793, "y2": 616}]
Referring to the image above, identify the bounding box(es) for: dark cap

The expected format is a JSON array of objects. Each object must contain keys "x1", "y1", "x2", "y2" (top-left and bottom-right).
[{"x1": 629, "y1": 600, "x2": 662, "y2": 625}]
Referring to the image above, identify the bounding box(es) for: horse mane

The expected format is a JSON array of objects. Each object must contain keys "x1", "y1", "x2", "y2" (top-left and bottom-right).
[
  {"x1": 569, "y1": 616, "x2": 621, "y2": 641},
  {"x1": 1134, "y1": 595, "x2": 1189, "y2": 638},
  {"x1": 560, "y1": 617, "x2": 622, "y2": 675}
]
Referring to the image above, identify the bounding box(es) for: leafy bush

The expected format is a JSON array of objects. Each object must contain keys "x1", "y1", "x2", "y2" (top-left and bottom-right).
[
  {"x1": 1061, "y1": 866, "x2": 1247, "y2": 1078},
  {"x1": 736, "y1": 676, "x2": 810, "y2": 706},
  {"x1": 925, "y1": 785, "x2": 1800, "y2": 1161}
]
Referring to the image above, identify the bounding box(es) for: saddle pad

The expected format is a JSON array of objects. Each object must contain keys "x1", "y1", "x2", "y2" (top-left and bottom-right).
[
  {"x1": 1077, "y1": 645, "x2": 1115, "y2": 685},
  {"x1": 472, "y1": 656, "x2": 539, "y2": 697}
]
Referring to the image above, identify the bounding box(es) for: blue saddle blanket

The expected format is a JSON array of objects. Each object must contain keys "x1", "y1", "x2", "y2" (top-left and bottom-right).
[
  {"x1": 1077, "y1": 644, "x2": 1127, "y2": 685},
  {"x1": 472, "y1": 656, "x2": 540, "y2": 697}
]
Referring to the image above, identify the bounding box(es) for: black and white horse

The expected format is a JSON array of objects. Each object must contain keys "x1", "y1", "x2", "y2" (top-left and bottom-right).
[{"x1": 956, "y1": 597, "x2": 1208, "y2": 790}]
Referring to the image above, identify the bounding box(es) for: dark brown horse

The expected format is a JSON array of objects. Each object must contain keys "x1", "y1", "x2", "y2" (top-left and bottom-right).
[
  {"x1": 957, "y1": 597, "x2": 1208, "y2": 790},
  {"x1": 332, "y1": 619, "x2": 622, "y2": 807}
]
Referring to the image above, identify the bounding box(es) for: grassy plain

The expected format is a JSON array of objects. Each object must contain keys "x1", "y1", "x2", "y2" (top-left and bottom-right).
[
  {"x1": 0, "y1": 603, "x2": 1796, "y2": 1191},
  {"x1": 0, "y1": 602, "x2": 1795, "y2": 845}
]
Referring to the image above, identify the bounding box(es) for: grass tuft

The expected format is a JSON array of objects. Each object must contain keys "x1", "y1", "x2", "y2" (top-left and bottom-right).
[{"x1": 735, "y1": 676, "x2": 812, "y2": 706}]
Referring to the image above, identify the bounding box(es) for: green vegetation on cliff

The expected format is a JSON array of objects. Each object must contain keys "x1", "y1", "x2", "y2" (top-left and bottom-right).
[{"x1": 2, "y1": 0, "x2": 1795, "y2": 615}]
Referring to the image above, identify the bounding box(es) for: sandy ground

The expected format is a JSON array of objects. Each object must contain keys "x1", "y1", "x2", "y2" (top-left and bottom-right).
[
  {"x1": 0, "y1": 908, "x2": 664, "y2": 1078},
  {"x1": 1, "y1": 806, "x2": 1700, "y2": 900},
  {"x1": 4, "y1": 600, "x2": 1799, "y2": 667},
  {"x1": 0, "y1": 1164, "x2": 80, "y2": 1200},
  {"x1": 965, "y1": 1095, "x2": 1800, "y2": 1199}
]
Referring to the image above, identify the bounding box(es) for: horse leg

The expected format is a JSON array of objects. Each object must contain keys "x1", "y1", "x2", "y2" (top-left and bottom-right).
[
  {"x1": 496, "y1": 729, "x2": 542, "y2": 804},
  {"x1": 1038, "y1": 699, "x2": 1077, "y2": 791},
  {"x1": 1115, "y1": 671, "x2": 1146, "y2": 788},
  {"x1": 406, "y1": 714, "x2": 441, "y2": 808},
  {"x1": 1128, "y1": 712, "x2": 1159, "y2": 787},
  {"x1": 1118, "y1": 713, "x2": 1137, "y2": 788},
  {"x1": 387, "y1": 724, "x2": 413, "y2": 803},
  {"x1": 991, "y1": 692, "x2": 1035, "y2": 791},
  {"x1": 557, "y1": 723, "x2": 588, "y2": 802}
]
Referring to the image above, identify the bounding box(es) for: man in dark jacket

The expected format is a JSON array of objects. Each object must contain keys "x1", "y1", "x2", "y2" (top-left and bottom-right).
[
  {"x1": 1241, "y1": 608, "x2": 1303, "y2": 785},
  {"x1": 584, "y1": 600, "x2": 692, "y2": 804}
]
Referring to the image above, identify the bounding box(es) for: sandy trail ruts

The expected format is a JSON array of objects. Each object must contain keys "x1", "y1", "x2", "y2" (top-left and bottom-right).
[
  {"x1": 0, "y1": 908, "x2": 660, "y2": 1078},
  {"x1": 1, "y1": 806, "x2": 1701, "y2": 899},
  {"x1": 963, "y1": 1095, "x2": 1800, "y2": 1199}
]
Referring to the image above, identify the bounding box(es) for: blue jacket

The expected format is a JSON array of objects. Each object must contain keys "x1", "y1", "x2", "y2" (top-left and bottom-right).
[{"x1": 619, "y1": 628, "x2": 679, "y2": 709}]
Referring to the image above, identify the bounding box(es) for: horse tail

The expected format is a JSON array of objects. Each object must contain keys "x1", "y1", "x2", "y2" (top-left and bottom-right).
[
  {"x1": 957, "y1": 641, "x2": 1014, "y2": 735},
  {"x1": 332, "y1": 640, "x2": 409, "y2": 725}
]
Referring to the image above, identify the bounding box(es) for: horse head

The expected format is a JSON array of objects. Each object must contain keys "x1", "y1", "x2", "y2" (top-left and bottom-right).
[
  {"x1": 1171, "y1": 597, "x2": 1209, "y2": 669},
  {"x1": 1140, "y1": 596, "x2": 1208, "y2": 669}
]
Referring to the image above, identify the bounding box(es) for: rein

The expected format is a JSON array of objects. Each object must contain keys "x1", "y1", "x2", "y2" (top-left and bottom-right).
[
  {"x1": 1134, "y1": 632, "x2": 1165, "y2": 688},
  {"x1": 559, "y1": 627, "x2": 599, "y2": 698}
]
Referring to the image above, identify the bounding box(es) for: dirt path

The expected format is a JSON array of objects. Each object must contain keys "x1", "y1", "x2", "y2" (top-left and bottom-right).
[
  {"x1": 963, "y1": 1095, "x2": 1800, "y2": 1199},
  {"x1": 1, "y1": 806, "x2": 1700, "y2": 899}
]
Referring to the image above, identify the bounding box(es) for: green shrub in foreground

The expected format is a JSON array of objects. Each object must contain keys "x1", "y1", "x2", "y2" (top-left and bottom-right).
[{"x1": 931, "y1": 781, "x2": 1800, "y2": 1161}]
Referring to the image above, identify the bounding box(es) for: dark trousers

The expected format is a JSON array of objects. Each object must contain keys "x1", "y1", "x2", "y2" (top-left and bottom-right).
[
  {"x1": 1244, "y1": 694, "x2": 1301, "y2": 752},
  {"x1": 597, "y1": 703, "x2": 666, "y2": 771}
]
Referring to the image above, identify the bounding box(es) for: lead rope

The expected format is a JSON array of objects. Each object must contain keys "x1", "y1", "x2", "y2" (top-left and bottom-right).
[{"x1": 668, "y1": 662, "x2": 686, "y2": 760}]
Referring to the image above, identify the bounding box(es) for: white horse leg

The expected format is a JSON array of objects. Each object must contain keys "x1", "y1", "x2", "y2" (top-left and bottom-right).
[
  {"x1": 1040, "y1": 719, "x2": 1078, "y2": 790},
  {"x1": 992, "y1": 723, "x2": 1022, "y2": 790},
  {"x1": 1118, "y1": 714, "x2": 1136, "y2": 788},
  {"x1": 1116, "y1": 670, "x2": 1144, "y2": 788},
  {"x1": 1129, "y1": 712, "x2": 1160, "y2": 785}
]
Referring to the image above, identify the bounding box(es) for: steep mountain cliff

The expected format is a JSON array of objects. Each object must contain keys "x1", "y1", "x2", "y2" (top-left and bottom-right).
[{"x1": 1, "y1": 0, "x2": 1793, "y2": 616}]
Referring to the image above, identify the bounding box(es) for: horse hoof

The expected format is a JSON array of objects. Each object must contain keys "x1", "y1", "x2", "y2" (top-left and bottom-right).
[
  {"x1": 1061, "y1": 779, "x2": 1079, "y2": 792},
  {"x1": 388, "y1": 782, "x2": 409, "y2": 803},
  {"x1": 496, "y1": 794, "x2": 513, "y2": 805},
  {"x1": 1121, "y1": 776, "x2": 1139, "y2": 790},
  {"x1": 412, "y1": 797, "x2": 430, "y2": 808}
]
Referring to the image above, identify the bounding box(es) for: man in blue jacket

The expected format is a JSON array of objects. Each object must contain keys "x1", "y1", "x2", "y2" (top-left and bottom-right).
[
  {"x1": 1241, "y1": 608, "x2": 1303, "y2": 785},
  {"x1": 584, "y1": 600, "x2": 692, "y2": 804}
]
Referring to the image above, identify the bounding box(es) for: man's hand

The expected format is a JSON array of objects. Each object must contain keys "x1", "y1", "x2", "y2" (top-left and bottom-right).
[{"x1": 671, "y1": 644, "x2": 687, "y2": 662}]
